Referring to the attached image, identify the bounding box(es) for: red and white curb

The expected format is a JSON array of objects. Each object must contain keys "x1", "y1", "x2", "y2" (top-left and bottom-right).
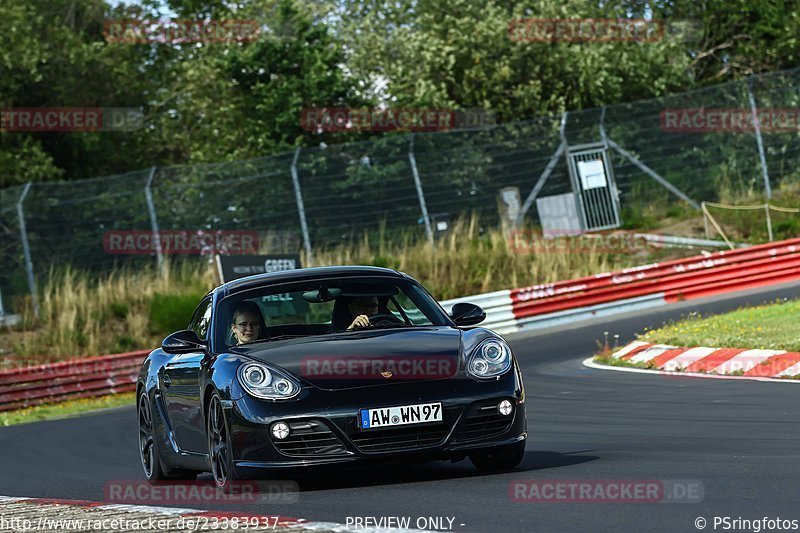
[
  {"x1": 0, "y1": 496, "x2": 423, "y2": 532},
  {"x1": 584, "y1": 341, "x2": 800, "y2": 383}
]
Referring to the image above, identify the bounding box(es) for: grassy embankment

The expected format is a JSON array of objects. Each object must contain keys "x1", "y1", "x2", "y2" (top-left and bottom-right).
[
  {"x1": 13, "y1": 175, "x2": 800, "y2": 365},
  {"x1": 0, "y1": 392, "x2": 135, "y2": 427},
  {"x1": 2, "y1": 196, "x2": 798, "y2": 423},
  {"x1": 594, "y1": 298, "x2": 800, "y2": 375},
  {"x1": 4, "y1": 216, "x2": 664, "y2": 366},
  {"x1": 0, "y1": 216, "x2": 669, "y2": 424}
]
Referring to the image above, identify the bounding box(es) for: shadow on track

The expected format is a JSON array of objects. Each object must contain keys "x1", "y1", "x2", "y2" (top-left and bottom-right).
[
  {"x1": 521, "y1": 450, "x2": 599, "y2": 471},
  {"x1": 193, "y1": 450, "x2": 599, "y2": 492}
]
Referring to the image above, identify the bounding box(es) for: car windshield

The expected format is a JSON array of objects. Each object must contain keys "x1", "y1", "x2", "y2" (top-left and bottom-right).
[{"x1": 216, "y1": 276, "x2": 450, "y2": 348}]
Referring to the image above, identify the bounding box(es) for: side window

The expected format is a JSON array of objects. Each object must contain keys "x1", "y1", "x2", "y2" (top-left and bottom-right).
[
  {"x1": 388, "y1": 292, "x2": 433, "y2": 325},
  {"x1": 190, "y1": 298, "x2": 213, "y2": 340}
]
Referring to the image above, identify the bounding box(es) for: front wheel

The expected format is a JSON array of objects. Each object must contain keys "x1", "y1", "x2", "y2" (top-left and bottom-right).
[
  {"x1": 138, "y1": 392, "x2": 196, "y2": 482},
  {"x1": 469, "y1": 441, "x2": 525, "y2": 472},
  {"x1": 207, "y1": 393, "x2": 240, "y2": 490}
]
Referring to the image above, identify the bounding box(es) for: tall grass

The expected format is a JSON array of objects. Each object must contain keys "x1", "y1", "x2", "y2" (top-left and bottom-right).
[
  {"x1": 312, "y1": 216, "x2": 633, "y2": 300},
  {"x1": 703, "y1": 179, "x2": 800, "y2": 242},
  {"x1": 3, "y1": 215, "x2": 663, "y2": 364},
  {"x1": 10, "y1": 261, "x2": 215, "y2": 364}
]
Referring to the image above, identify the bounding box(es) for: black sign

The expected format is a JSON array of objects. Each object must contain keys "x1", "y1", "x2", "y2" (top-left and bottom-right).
[{"x1": 216, "y1": 254, "x2": 302, "y2": 282}]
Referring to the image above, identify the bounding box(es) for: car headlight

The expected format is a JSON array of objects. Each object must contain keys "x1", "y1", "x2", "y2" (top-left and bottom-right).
[
  {"x1": 466, "y1": 338, "x2": 512, "y2": 379},
  {"x1": 237, "y1": 362, "x2": 300, "y2": 400}
]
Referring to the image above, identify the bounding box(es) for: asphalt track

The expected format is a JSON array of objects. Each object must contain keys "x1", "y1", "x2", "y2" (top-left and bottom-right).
[{"x1": 3, "y1": 282, "x2": 800, "y2": 532}]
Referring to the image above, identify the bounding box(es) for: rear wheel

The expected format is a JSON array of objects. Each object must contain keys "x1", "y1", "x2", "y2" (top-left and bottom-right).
[
  {"x1": 138, "y1": 392, "x2": 197, "y2": 482},
  {"x1": 469, "y1": 441, "x2": 525, "y2": 472},
  {"x1": 207, "y1": 393, "x2": 239, "y2": 490}
]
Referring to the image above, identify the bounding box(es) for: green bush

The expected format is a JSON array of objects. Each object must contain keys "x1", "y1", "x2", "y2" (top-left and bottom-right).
[
  {"x1": 110, "y1": 302, "x2": 129, "y2": 319},
  {"x1": 114, "y1": 335, "x2": 136, "y2": 352},
  {"x1": 149, "y1": 292, "x2": 206, "y2": 336}
]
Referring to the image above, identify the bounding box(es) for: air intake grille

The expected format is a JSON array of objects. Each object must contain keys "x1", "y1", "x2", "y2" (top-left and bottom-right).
[
  {"x1": 453, "y1": 400, "x2": 513, "y2": 442},
  {"x1": 272, "y1": 420, "x2": 347, "y2": 456}
]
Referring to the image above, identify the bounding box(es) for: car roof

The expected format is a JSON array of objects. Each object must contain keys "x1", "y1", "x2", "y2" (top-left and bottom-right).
[{"x1": 217, "y1": 265, "x2": 410, "y2": 297}]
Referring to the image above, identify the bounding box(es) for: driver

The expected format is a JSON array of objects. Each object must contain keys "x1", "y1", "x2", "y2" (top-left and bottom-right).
[
  {"x1": 230, "y1": 301, "x2": 266, "y2": 344},
  {"x1": 346, "y1": 296, "x2": 379, "y2": 330}
]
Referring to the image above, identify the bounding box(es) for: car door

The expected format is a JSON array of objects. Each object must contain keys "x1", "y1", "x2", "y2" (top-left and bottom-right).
[{"x1": 161, "y1": 297, "x2": 212, "y2": 454}]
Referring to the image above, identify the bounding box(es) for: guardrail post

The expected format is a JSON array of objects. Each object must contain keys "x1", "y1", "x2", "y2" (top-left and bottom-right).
[
  {"x1": 16, "y1": 182, "x2": 39, "y2": 318},
  {"x1": 144, "y1": 166, "x2": 165, "y2": 276},
  {"x1": 291, "y1": 147, "x2": 313, "y2": 262},
  {"x1": 748, "y1": 76, "x2": 772, "y2": 200},
  {"x1": 408, "y1": 134, "x2": 434, "y2": 244}
]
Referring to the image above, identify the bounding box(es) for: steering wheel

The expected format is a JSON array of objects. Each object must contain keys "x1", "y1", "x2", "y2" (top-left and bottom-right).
[{"x1": 367, "y1": 312, "x2": 405, "y2": 327}]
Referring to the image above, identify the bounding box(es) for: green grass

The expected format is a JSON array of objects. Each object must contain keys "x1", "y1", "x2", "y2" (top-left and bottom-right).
[
  {"x1": 638, "y1": 298, "x2": 800, "y2": 351},
  {"x1": 0, "y1": 392, "x2": 134, "y2": 427},
  {"x1": 593, "y1": 353, "x2": 658, "y2": 370}
]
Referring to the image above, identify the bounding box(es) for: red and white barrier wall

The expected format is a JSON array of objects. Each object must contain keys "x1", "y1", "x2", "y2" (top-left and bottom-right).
[
  {"x1": 440, "y1": 237, "x2": 800, "y2": 335},
  {"x1": 0, "y1": 350, "x2": 147, "y2": 412}
]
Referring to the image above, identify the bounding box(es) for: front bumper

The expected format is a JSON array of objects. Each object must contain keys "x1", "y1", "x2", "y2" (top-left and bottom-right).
[{"x1": 226, "y1": 368, "x2": 526, "y2": 472}]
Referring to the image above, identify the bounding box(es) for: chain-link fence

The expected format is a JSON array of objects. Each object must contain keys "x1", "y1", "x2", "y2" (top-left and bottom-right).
[{"x1": 3, "y1": 67, "x2": 800, "y2": 315}]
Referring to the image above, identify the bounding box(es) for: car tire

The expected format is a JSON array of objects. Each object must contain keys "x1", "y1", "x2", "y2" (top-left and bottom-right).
[
  {"x1": 207, "y1": 393, "x2": 240, "y2": 491},
  {"x1": 138, "y1": 391, "x2": 197, "y2": 482},
  {"x1": 469, "y1": 441, "x2": 525, "y2": 472}
]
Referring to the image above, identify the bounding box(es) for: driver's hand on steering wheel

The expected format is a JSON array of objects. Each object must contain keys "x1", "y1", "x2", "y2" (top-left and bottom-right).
[{"x1": 347, "y1": 314, "x2": 370, "y2": 330}]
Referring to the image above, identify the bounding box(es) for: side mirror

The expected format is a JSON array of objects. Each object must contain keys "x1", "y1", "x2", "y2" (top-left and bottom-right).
[
  {"x1": 162, "y1": 329, "x2": 206, "y2": 354},
  {"x1": 450, "y1": 302, "x2": 486, "y2": 326}
]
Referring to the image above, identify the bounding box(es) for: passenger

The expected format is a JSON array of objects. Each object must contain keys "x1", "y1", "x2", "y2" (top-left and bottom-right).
[{"x1": 230, "y1": 301, "x2": 266, "y2": 345}]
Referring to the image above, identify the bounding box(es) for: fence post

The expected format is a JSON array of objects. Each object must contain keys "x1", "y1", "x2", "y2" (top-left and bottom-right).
[
  {"x1": 408, "y1": 134, "x2": 434, "y2": 244},
  {"x1": 291, "y1": 147, "x2": 313, "y2": 262},
  {"x1": 16, "y1": 182, "x2": 39, "y2": 318},
  {"x1": 144, "y1": 166, "x2": 165, "y2": 276},
  {"x1": 748, "y1": 76, "x2": 772, "y2": 199},
  {"x1": 765, "y1": 203, "x2": 773, "y2": 242}
]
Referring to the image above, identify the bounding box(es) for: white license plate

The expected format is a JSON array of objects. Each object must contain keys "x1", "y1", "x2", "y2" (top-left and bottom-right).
[{"x1": 358, "y1": 402, "x2": 442, "y2": 430}]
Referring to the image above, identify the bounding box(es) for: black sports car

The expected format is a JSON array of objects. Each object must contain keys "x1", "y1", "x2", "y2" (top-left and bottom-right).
[{"x1": 137, "y1": 266, "x2": 527, "y2": 488}]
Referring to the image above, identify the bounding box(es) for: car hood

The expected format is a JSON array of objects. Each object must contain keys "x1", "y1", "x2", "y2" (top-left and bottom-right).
[{"x1": 233, "y1": 326, "x2": 462, "y2": 390}]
